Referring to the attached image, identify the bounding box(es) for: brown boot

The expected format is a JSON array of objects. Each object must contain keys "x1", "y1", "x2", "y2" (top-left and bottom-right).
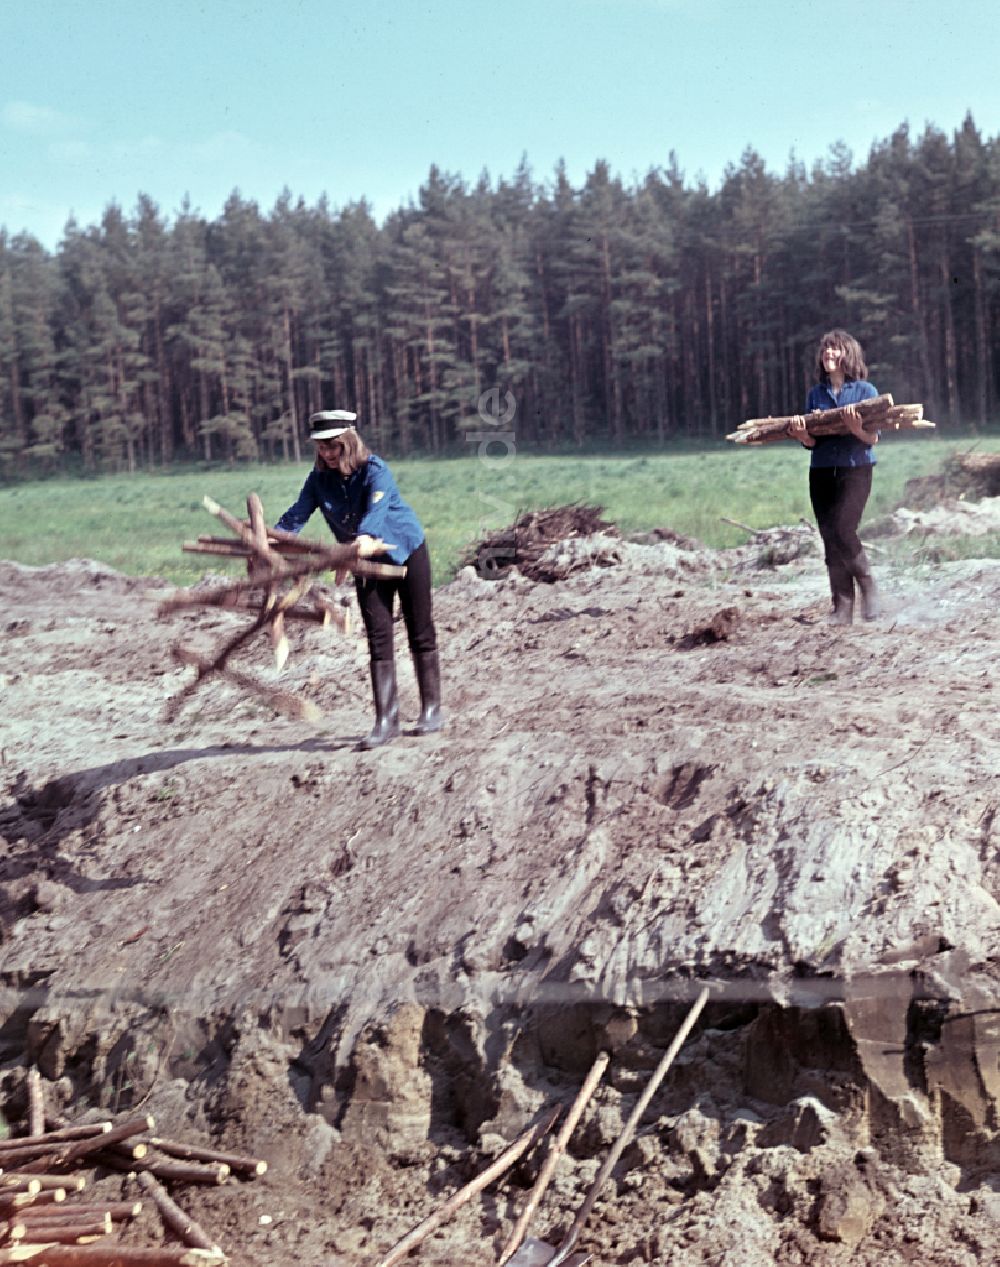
[
  {"x1": 825, "y1": 560, "x2": 854, "y2": 626},
  {"x1": 851, "y1": 549, "x2": 880, "y2": 621},
  {"x1": 827, "y1": 591, "x2": 854, "y2": 626}
]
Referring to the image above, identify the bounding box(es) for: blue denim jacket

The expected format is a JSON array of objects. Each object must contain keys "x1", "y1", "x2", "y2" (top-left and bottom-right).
[
  {"x1": 275, "y1": 455, "x2": 425, "y2": 565},
  {"x1": 805, "y1": 379, "x2": 879, "y2": 468}
]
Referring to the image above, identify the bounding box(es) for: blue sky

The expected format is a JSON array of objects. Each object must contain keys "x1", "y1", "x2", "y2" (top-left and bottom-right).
[{"x1": 4, "y1": 0, "x2": 1000, "y2": 249}]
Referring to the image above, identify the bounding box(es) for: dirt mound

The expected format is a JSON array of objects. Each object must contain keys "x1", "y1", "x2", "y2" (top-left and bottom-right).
[
  {"x1": 901, "y1": 449, "x2": 1000, "y2": 508},
  {"x1": 1, "y1": 536, "x2": 1000, "y2": 1265}
]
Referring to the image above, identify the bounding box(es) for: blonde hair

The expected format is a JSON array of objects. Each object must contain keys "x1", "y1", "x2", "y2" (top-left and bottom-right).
[{"x1": 314, "y1": 429, "x2": 370, "y2": 476}]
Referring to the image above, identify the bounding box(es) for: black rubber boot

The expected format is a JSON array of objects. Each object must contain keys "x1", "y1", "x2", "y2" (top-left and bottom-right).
[
  {"x1": 851, "y1": 549, "x2": 880, "y2": 621},
  {"x1": 358, "y1": 660, "x2": 400, "y2": 750},
  {"x1": 412, "y1": 651, "x2": 444, "y2": 735}
]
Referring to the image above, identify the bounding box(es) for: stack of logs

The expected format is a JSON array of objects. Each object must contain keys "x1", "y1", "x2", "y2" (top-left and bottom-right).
[
  {"x1": 726, "y1": 393, "x2": 934, "y2": 445},
  {"x1": 0, "y1": 1070, "x2": 265, "y2": 1264},
  {"x1": 158, "y1": 493, "x2": 405, "y2": 721}
]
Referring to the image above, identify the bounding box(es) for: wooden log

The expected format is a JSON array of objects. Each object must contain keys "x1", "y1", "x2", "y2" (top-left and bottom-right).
[
  {"x1": 726, "y1": 394, "x2": 935, "y2": 444},
  {"x1": 0, "y1": 1179, "x2": 44, "y2": 1195},
  {"x1": 94, "y1": 1152, "x2": 229, "y2": 1187},
  {"x1": 162, "y1": 604, "x2": 272, "y2": 721},
  {"x1": 169, "y1": 651, "x2": 321, "y2": 723},
  {"x1": 247, "y1": 493, "x2": 289, "y2": 671},
  {"x1": 158, "y1": 557, "x2": 402, "y2": 620},
  {"x1": 181, "y1": 543, "x2": 253, "y2": 559},
  {"x1": 202, "y1": 497, "x2": 289, "y2": 577},
  {"x1": 26, "y1": 1073, "x2": 44, "y2": 1140},
  {"x1": 19, "y1": 1119, "x2": 153, "y2": 1175},
  {"x1": 0, "y1": 1248, "x2": 227, "y2": 1266},
  {"x1": 5, "y1": 1127, "x2": 112, "y2": 1152},
  {"x1": 0, "y1": 1130, "x2": 112, "y2": 1167},
  {"x1": 498, "y1": 1052, "x2": 610, "y2": 1266},
  {"x1": 135, "y1": 1173, "x2": 220, "y2": 1255},
  {"x1": 0, "y1": 1191, "x2": 65, "y2": 1214},
  {"x1": 146, "y1": 1140, "x2": 266, "y2": 1177},
  {"x1": 374, "y1": 1106, "x2": 561, "y2": 1267},
  {"x1": 12, "y1": 1215, "x2": 111, "y2": 1242},
  {"x1": 18, "y1": 1203, "x2": 140, "y2": 1224}
]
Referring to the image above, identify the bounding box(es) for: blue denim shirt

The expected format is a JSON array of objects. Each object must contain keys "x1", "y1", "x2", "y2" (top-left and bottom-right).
[
  {"x1": 806, "y1": 379, "x2": 879, "y2": 468},
  {"x1": 275, "y1": 455, "x2": 425, "y2": 565}
]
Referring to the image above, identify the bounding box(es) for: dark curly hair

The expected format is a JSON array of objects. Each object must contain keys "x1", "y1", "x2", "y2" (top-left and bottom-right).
[{"x1": 814, "y1": 329, "x2": 868, "y2": 384}]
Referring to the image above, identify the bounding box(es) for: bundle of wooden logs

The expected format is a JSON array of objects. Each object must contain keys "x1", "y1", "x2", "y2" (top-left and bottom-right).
[
  {"x1": 0, "y1": 1071, "x2": 266, "y2": 1263},
  {"x1": 726, "y1": 393, "x2": 935, "y2": 446},
  {"x1": 158, "y1": 493, "x2": 405, "y2": 720}
]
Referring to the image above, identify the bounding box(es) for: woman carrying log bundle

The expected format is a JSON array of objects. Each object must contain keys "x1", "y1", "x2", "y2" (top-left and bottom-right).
[
  {"x1": 276, "y1": 410, "x2": 443, "y2": 749},
  {"x1": 789, "y1": 330, "x2": 881, "y2": 624}
]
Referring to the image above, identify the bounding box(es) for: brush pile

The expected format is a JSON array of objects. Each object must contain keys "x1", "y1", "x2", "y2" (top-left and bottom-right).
[{"x1": 466, "y1": 506, "x2": 617, "y2": 581}]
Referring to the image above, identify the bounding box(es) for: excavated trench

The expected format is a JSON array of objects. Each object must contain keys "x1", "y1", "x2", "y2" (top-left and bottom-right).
[{"x1": 2, "y1": 977, "x2": 1000, "y2": 1263}]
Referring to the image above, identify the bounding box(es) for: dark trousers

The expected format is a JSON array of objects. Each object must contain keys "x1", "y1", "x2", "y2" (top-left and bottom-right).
[
  {"x1": 355, "y1": 540, "x2": 437, "y2": 664},
  {"x1": 809, "y1": 465, "x2": 873, "y2": 596}
]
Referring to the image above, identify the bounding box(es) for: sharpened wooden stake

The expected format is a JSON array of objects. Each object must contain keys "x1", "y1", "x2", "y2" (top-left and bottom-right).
[
  {"x1": 247, "y1": 492, "x2": 289, "y2": 670},
  {"x1": 374, "y1": 1107, "x2": 561, "y2": 1267},
  {"x1": 499, "y1": 1051, "x2": 610, "y2": 1266}
]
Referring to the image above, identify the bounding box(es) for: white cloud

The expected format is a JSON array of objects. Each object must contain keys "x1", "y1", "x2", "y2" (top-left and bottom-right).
[{"x1": 2, "y1": 100, "x2": 85, "y2": 136}]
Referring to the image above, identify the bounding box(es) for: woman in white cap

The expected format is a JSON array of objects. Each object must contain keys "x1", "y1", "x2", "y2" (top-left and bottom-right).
[{"x1": 275, "y1": 410, "x2": 443, "y2": 749}]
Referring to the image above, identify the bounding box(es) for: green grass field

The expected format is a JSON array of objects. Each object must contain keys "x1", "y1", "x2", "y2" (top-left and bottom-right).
[{"x1": 1, "y1": 434, "x2": 998, "y2": 586}]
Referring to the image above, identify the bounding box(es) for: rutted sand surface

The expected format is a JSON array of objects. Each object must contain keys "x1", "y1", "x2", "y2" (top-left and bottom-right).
[{"x1": 0, "y1": 526, "x2": 998, "y2": 1264}]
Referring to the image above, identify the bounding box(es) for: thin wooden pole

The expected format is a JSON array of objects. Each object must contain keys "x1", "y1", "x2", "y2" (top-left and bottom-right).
[
  {"x1": 374, "y1": 1106, "x2": 560, "y2": 1267},
  {"x1": 547, "y1": 988, "x2": 710, "y2": 1267},
  {"x1": 498, "y1": 1052, "x2": 609, "y2": 1266}
]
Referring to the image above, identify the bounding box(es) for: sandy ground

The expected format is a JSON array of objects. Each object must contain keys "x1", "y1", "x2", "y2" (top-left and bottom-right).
[{"x1": 1, "y1": 507, "x2": 999, "y2": 1265}]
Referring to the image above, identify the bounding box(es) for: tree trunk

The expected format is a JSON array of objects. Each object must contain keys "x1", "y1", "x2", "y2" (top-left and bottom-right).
[
  {"x1": 973, "y1": 246, "x2": 988, "y2": 428},
  {"x1": 939, "y1": 251, "x2": 959, "y2": 424},
  {"x1": 906, "y1": 217, "x2": 936, "y2": 412}
]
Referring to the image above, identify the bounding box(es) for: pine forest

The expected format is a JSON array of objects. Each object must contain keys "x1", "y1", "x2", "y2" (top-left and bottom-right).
[{"x1": 3, "y1": 114, "x2": 1000, "y2": 474}]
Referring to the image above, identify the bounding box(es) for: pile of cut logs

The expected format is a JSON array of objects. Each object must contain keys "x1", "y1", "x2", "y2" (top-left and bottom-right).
[
  {"x1": 158, "y1": 493, "x2": 404, "y2": 720},
  {"x1": 0, "y1": 1071, "x2": 265, "y2": 1264},
  {"x1": 726, "y1": 393, "x2": 934, "y2": 445}
]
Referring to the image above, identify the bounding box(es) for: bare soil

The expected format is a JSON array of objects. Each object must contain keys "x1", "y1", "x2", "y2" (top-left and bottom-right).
[{"x1": 1, "y1": 508, "x2": 999, "y2": 1265}]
